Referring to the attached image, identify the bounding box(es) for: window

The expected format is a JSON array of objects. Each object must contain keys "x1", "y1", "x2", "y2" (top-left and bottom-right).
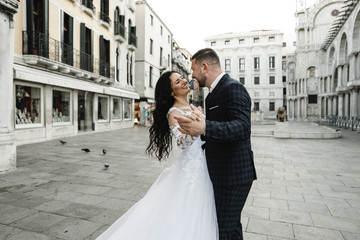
[
  {"x1": 168, "y1": 54, "x2": 170, "y2": 66},
  {"x1": 254, "y1": 102, "x2": 259, "y2": 111},
  {"x1": 80, "y1": 23, "x2": 93, "y2": 72},
  {"x1": 269, "y1": 37, "x2": 275, "y2": 42},
  {"x1": 160, "y1": 47, "x2": 163, "y2": 66},
  {"x1": 168, "y1": 35, "x2": 170, "y2": 44},
  {"x1": 239, "y1": 77, "x2": 245, "y2": 84},
  {"x1": 150, "y1": 14, "x2": 153, "y2": 25},
  {"x1": 282, "y1": 61, "x2": 286, "y2": 70},
  {"x1": 239, "y1": 39, "x2": 245, "y2": 44},
  {"x1": 160, "y1": 26, "x2": 163, "y2": 35},
  {"x1": 150, "y1": 38, "x2": 153, "y2": 54},
  {"x1": 100, "y1": 0, "x2": 110, "y2": 23},
  {"x1": 269, "y1": 76, "x2": 275, "y2": 84},
  {"x1": 15, "y1": 84, "x2": 42, "y2": 127},
  {"x1": 282, "y1": 76, "x2": 286, "y2": 82},
  {"x1": 293, "y1": 41, "x2": 296, "y2": 46},
  {"x1": 62, "y1": 12, "x2": 73, "y2": 66},
  {"x1": 269, "y1": 56, "x2": 275, "y2": 69},
  {"x1": 308, "y1": 95, "x2": 318, "y2": 104},
  {"x1": 116, "y1": 48, "x2": 120, "y2": 82},
  {"x1": 269, "y1": 102, "x2": 275, "y2": 111},
  {"x1": 225, "y1": 59, "x2": 231, "y2": 72},
  {"x1": 149, "y1": 66, "x2": 153, "y2": 87},
  {"x1": 254, "y1": 38, "x2": 259, "y2": 43},
  {"x1": 211, "y1": 41, "x2": 216, "y2": 46},
  {"x1": 53, "y1": 90, "x2": 71, "y2": 123},
  {"x1": 239, "y1": 58, "x2": 245, "y2": 70},
  {"x1": 283, "y1": 88, "x2": 287, "y2": 95},
  {"x1": 254, "y1": 57, "x2": 260, "y2": 69},
  {"x1": 225, "y1": 40, "x2": 230, "y2": 45},
  {"x1": 254, "y1": 91, "x2": 259, "y2": 97},
  {"x1": 98, "y1": 96, "x2": 109, "y2": 121},
  {"x1": 99, "y1": 36, "x2": 110, "y2": 77},
  {"x1": 254, "y1": 77, "x2": 260, "y2": 85},
  {"x1": 123, "y1": 98, "x2": 132, "y2": 119},
  {"x1": 113, "y1": 98, "x2": 121, "y2": 120},
  {"x1": 283, "y1": 42, "x2": 287, "y2": 47}
]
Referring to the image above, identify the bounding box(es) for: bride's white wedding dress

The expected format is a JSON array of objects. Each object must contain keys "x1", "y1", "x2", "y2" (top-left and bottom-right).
[{"x1": 96, "y1": 107, "x2": 218, "y2": 240}]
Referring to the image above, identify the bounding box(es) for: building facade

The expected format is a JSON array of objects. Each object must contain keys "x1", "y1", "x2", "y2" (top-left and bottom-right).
[
  {"x1": 0, "y1": 0, "x2": 19, "y2": 172},
  {"x1": 205, "y1": 30, "x2": 285, "y2": 119},
  {"x1": 320, "y1": 0, "x2": 360, "y2": 127},
  {"x1": 12, "y1": 0, "x2": 139, "y2": 146},
  {"x1": 134, "y1": 0, "x2": 172, "y2": 124}
]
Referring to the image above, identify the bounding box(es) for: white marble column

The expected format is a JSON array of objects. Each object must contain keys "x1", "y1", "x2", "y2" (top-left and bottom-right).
[
  {"x1": 332, "y1": 96, "x2": 338, "y2": 116},
  {"x1": 344, "y1": 64, "x2": 349, "y2": 85},
  {"x1": 351, "y1": 89, "x2": 358, "y2": 118},
  {"x1": 0, "y1": 0, "x2": 19, "y2": 172},
  {"x1": 337, "y1": 67, "x2": 343, "y2": 88},
  {"x1": 345, "y1": 93, "x2": 350, "y2": 117},
  {"x1": 338, "y1": 94, "x2": 344, "y2": 117}
]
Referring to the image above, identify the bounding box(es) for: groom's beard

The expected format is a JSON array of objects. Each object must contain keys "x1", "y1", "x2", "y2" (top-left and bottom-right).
[{"x1": 197, "y1": 77, "x2": 207, "y2": 88}]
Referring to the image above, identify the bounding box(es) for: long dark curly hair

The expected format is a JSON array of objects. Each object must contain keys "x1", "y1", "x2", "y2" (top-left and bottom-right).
[{"x1": 146, "y1": 71, "x2": 176, "y2": 161}]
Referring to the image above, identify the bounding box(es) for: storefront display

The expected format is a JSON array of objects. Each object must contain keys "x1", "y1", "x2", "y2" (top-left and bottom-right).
[
  {"x1": 15, "y1": 85, "x2": 41, "y2": 125},
  {"x1": 98, "y1": 96, "x2": 109, "y2": 121},
  {"x1": 52, "y1": 90, "x2": 71, "y2": 123},
  {"x1": 124, "y1": 98, "x2": 131, "y2": 119},
  {"x1": 113, "y1": 98, "x2": 121, "y2": 120}
]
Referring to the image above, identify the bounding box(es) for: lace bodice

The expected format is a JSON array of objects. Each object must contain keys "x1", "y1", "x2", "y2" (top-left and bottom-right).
[{"x1": 167, "y1": 107, "x2": 199, "y2": 150}]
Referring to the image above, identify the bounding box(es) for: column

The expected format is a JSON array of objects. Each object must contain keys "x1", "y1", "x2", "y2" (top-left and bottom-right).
[
  {"x1": 0, "y1": 0, "x2": 19, "y2": 172},
  {"x1": 333, "y1": 96, "x2": 338, "y2": 116},
  {"x1": 338, "y1": 94, "x2": 344, "y2": 117},
  {"x1": 337, "y1": 67, "x2": 343, "y2": 88},
  {"x1": 351, "y1": 89, "x2": 358, "y2": 117},
  {"x1": 349, "y1": 55, "x2": 356, "y2": 82},
  {"x1": 344, "y1": 64, "x2": 349, "y2": 85},
  {"x1": 345, "y1": 93, "x2": 350, "y2": 117}
]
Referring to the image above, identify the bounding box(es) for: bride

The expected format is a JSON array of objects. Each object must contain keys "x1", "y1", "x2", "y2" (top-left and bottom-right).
[{"x1": 96, "y1": 71, "x2": 218, "y2": 240}]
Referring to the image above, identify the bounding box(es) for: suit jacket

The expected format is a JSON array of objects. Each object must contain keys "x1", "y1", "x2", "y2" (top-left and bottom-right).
[{"x1": 203, "y1": 74, "x2": 257, "y2": 187}]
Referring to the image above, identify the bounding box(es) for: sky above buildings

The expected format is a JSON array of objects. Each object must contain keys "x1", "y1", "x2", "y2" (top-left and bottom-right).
[{"x1": 146, "y1": 0, "x2": 317, "y2": 54}]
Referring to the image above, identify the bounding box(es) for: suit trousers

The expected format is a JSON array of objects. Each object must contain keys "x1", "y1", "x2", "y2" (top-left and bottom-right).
[{"x1": 214, "y1": 182, "x2": 253, "y2": 240}]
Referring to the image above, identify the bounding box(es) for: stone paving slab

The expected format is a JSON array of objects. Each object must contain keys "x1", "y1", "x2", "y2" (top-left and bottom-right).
[{"x1": 0, "y1": 123, "x2": 359, "y2": 239}]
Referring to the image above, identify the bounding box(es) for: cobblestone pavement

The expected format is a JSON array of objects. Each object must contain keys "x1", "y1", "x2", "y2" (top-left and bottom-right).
[{"x1": 0, "y1": 123, "x2": 359, "y2": 240}]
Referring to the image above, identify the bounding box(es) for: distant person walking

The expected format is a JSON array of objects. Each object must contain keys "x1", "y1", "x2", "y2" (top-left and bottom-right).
[{"x1": 143, "y1": 107, "x2": 148, "y2": 126}]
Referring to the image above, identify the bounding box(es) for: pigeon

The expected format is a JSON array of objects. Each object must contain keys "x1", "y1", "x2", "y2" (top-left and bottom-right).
[
  {"x1": 60, "y1": 140, "x2": 67, "y2": 144},
  {"x1": 103, "y1": 149, "x2": 106, "y2": 155},
  {"x1": 81, "y1": 148, "x2": 90, "y2": 153},
  {"x1": 104, "y1": 163, "x2": 109, "y2": 169}
]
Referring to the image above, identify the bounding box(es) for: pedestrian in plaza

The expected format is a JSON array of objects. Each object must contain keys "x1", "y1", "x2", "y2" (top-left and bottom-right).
[
  {"x1": 175, "y1": 48, "x2": 257, "y2": 240},
  {"x1": 142, "y1": 107, "x2": 148, "y2": 126},
  {"x1": 96, "y1": 70, "x2": 218, "y2": 239}
]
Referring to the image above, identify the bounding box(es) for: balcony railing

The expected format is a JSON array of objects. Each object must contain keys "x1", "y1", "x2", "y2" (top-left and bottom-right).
[
  {"x1": 82, "y1": 0, "x2": 95, "y2": 11},
  {"x1": 114, "y1": 21, "x2": 126, "y2": 38},
  {"x1": 128, "y1": 32, "x2": 137, "y2": 47},
  {"x1": 23, "y1": 31, "x2": 114, "y2": 80},
  {"x1": 99, "y1": 12, "x2": 110, "y2": 24}
]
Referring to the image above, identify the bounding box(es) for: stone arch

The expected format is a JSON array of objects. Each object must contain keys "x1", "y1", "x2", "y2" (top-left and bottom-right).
[
  {"x1": 328, "y1": 46, "x2": 336, "y2": 73},
  {"x1": 339, "y1": 33, "x2": 349, "y2": 65},
  {"x1": 352, "y1": 8, "x2": 360, "y2": 52}
]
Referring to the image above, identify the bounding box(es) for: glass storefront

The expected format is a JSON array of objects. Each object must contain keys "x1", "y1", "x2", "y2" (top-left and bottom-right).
[
  {"x1": 52, "y1": 90, "x2": 71, "y2": 123},
  {"x1": 113, "y1": 98, "x2": 121, "y2": 120},
  {"x1": 124, "y1": 98, "x2": 132, "y2": 119},
  {"x1": 98, "y1": 96, "x2": 109, "y2": 121},
  {"x1": 15, "y1": 84, "x2": 42, "y2": 126}
]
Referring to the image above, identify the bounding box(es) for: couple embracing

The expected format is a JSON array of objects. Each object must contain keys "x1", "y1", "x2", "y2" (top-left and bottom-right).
[{"x1": 97, "y1": 48, "x2": 257, "y2": 240}]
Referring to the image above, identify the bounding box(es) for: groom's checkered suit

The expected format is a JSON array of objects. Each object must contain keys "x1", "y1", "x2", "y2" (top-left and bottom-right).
[{"x1": 202, "y1": 73, "x2": 256, "y2": 240}]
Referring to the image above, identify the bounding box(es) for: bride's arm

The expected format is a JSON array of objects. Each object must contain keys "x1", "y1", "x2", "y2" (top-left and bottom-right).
[{"x1": 168, "y1": 110, "x2": 197, "y2": 149}]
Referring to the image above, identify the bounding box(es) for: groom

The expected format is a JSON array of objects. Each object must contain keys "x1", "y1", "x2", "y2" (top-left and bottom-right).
[{"x1": 175, "y1": 48, "x2": 257, "y2": 240}]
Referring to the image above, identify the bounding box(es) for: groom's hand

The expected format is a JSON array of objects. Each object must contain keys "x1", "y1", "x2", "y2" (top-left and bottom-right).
[{"x1": 174, "y1": 105, "x2": 206, "y2": 136}]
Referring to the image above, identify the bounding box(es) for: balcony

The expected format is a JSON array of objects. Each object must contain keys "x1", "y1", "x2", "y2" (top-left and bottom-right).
[
  {"x1": 128, "y1": 32, "x2": 137, "y2": 51},
  {"x1": 99, "y1": 12, "x2": 111, "y2": 28},
  {"x1": 22, "y1": 31, "x2": 114, "y2": 83},
  {"x1": 81, "y1": 0, "x2": 95, "y2": 17},
  {"x1": 114, "y1": 21, "x2": 126, "y2": 43}
]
